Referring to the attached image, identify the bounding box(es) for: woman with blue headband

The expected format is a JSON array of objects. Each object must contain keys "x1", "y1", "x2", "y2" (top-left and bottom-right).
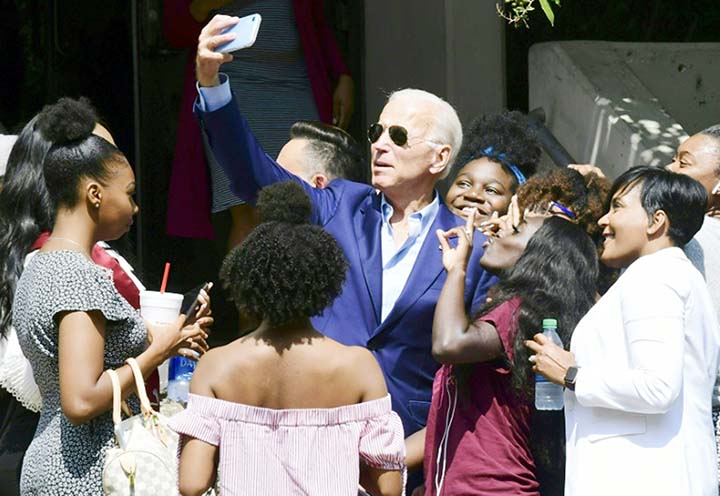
[{"x1": 445, "y1": 111, "x2": 540, "y2": 228}]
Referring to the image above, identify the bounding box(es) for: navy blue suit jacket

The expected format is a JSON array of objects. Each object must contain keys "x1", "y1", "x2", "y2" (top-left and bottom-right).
[{"x1": 197, "y1": 97, "x2": 498, "y2": 435}]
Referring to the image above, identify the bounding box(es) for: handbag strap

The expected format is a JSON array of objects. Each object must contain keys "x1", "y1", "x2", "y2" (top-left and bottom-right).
[
  {"x1": 125, "y1": 357, "x2": 155, "y2": 415},
  {"x1": 107, "y1": 369, "x2": 122, "y2": 426}
]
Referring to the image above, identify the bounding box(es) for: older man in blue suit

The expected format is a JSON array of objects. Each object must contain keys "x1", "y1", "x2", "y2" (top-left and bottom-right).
[{"x1": 195, "y1": 15, "x2": 498, "y2": 489}]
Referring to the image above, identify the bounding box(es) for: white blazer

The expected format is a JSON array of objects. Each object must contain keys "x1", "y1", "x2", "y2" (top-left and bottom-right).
[{"x1": 565, "y1": 247, "x2": 720, "y2": 496}]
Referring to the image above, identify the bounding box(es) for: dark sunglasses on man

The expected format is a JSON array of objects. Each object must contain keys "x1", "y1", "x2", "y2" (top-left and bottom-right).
[
  {"x1": 367, "y1": 123, "x2": 409, "y2": 147},
  {"x1": 368, "y1": 123, "x2": 443, "y2": 148}
]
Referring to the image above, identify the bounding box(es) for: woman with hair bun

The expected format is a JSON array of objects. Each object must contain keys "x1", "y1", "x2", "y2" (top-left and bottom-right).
[
  {"x1": 13, "y1": 98, "x2": 211, "y2": 495},
  {"x1": 0, "y1": 97, "x2": 210, "y2": 494},
  {"x1": 170, "y1": 181, "x2": 406, "y2": 496}
]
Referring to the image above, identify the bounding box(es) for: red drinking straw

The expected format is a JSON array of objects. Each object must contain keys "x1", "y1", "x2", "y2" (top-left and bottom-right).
[{"x1": 159, "y1": 262, "x2": 171, "y2": 294}]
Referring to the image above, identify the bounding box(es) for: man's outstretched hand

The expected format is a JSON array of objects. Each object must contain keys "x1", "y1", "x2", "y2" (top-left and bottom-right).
[{"x1": 196, "y1": 15, "x2": 238, "y2": 87}]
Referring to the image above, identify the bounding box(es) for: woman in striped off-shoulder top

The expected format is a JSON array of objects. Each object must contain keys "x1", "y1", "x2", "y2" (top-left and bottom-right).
[{"x1": 170, "y1": 181, "x2": 406, "y2": 496}]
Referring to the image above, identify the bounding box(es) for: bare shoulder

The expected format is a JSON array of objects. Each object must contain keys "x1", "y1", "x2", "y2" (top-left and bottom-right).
[
  {"x1": 347, "y1": 345, "x2": 379, "y2": 369},
  {"x1": 325, "y1": 341, "x2": 377, "y2": 371},
  {"x1": 189, "y1": 345, "x2": 233, "y2": 395},
  {"x1": 346, "y1": 346, "x2": 388, "y2": 401}
]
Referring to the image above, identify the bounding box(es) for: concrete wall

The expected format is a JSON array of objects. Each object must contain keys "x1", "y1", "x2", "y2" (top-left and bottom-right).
[
  {"x1": 529, "y1": 41, "x2": 720, "y2": 178},
  {"x1": 623, "y1": 44, "x2": 720, "y2": 135},
  {"x1": 364, "y1": 0, "x2": 505, "y2": 128}
]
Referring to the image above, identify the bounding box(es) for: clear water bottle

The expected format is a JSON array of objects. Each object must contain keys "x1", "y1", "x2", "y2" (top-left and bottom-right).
[
  {"x1": 535, "y1": 318, "x2": 564, "y2": 410},
  {"x1": 167, "y1": 355, "x2": 196, "y2": 404}
]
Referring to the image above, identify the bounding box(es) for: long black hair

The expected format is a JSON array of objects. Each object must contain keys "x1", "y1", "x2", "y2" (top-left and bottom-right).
[
  {"x1": 0, "y1": 97, "x2": 124, "y2": 338},
  {"x1": 493, "y1": 217, "x2": 598, "y2": 395},
  {"x1": 463, "y1": 216, "x2": 598, "y2": 494},
  {"x1": 0, "y1": 116, "x2": 53, "y2": 337}
]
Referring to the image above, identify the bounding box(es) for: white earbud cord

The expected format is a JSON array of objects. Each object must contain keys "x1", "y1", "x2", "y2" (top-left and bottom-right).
[{"x1": 434, "y1": 374, "x2": 458, "y2": 495}]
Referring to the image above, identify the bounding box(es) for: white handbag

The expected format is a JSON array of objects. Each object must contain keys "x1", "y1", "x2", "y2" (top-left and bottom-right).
[{"x1": 102, "y1": 357, "x2": 179, "y2": 495}]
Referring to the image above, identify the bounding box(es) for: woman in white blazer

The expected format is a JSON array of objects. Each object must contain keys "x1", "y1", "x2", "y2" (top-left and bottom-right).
[{"x1": 527, "y1": 166, "x2": 720, "y2": 496}]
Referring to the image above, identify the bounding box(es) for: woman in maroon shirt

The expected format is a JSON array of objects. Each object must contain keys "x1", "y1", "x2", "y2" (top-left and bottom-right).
[{"x1": 421, "y1": 210, "x2": 598, "y2": 495}]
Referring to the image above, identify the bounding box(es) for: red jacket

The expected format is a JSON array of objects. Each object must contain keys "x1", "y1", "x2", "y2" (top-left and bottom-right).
[{"x1": 163, "y1": 0, "x2": 350, "y2": 238}]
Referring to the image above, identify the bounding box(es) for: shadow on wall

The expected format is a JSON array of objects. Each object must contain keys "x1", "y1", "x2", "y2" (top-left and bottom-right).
[
  {"x1": 529, "y1": 42, "x2": 717, "y2": 178},
  {"x1": 585, "y1": 95, "x2": 687, "y2": 171}
]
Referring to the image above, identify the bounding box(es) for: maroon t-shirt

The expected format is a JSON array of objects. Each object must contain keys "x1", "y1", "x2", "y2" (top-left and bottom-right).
[{"x1": 423, "y1": 298, "x2": 539, "y2": 495}]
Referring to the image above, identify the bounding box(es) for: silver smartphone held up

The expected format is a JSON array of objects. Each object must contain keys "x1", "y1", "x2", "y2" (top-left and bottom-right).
[{"x1": 216, "y1": 13, "x2": 262, "y2": 53}]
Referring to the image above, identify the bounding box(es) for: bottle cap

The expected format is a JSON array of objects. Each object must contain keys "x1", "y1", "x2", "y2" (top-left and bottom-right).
[{"x1": 542, "y1": 318, "x2": 558, "y2": 328}]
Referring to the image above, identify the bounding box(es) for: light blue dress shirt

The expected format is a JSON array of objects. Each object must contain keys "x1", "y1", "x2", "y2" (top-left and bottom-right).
[
  {"x1": 198, "y1": 75, "x2": 442, "y2": 323},
  {"x1": 197, "y1": 74, "x2": 233, "y2": 112},
  {"x1": 380, "y1": 194, "x2": 440, "y2": 321}
]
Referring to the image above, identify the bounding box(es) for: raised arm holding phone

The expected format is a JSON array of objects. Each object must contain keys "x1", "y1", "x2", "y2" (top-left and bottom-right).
[
  {"x1": 194, "y1": 14, "x2": 500, "y2": 492},
  {"x1": 164, "y1": 0, "x2": 355, "y2": 248}
]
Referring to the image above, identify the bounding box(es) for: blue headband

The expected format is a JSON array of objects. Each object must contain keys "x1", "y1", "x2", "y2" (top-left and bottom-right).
[
  {"x1": 549, "y1": 200, "x2": 576, "y2": 219},
  {"x1": 481, "y1": 146, "x2": 527, "y2": 185}
]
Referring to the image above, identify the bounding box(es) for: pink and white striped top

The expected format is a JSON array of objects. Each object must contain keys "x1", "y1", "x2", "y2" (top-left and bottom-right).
[{"x1": 170, "y1": 393, "x2": 406, "y2": 495}]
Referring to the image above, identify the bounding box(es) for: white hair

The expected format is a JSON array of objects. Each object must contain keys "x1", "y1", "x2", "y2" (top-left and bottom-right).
[
  {"x1": 0, "y1": 135, "x2": 18, "y2": 178},
  {"x1": 387, "y1": 88, "x2": 463, "y2": 179}
]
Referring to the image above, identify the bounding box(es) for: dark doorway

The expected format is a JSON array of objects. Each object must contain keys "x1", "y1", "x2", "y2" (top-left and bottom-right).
[{"x1": 1, "y1": 0, "x2": 365, "y2": 344}]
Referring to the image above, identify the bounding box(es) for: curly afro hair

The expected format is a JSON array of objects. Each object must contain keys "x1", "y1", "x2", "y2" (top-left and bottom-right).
[
  {"x1": 517, "y1": 167, "x2": 618, "y2": 294},
  {"x1": 256, "y1": 180, "x2": 313, "y2": 224},
  {"x1": 517, "y1": 167, "x2": 610, "y2": 242},
  {"x1": 453, "y1": 111, "x2": 541, "y2": 190},
  {"x1": 220, "y1": 181, "x2": 348, "y2": 326},
  {"x1": 37, "y1": 97, "x2": 98, "y2": 144}
]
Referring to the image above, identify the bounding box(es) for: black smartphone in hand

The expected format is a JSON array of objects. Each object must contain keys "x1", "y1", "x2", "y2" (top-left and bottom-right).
[{"x1": 181, "y1": 282, "x2": 213, "y2": 318}]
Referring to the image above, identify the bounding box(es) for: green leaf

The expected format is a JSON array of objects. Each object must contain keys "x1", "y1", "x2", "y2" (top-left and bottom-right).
[{"x1": 539, "y1": 0, "x2": 555, "y2": 25}]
